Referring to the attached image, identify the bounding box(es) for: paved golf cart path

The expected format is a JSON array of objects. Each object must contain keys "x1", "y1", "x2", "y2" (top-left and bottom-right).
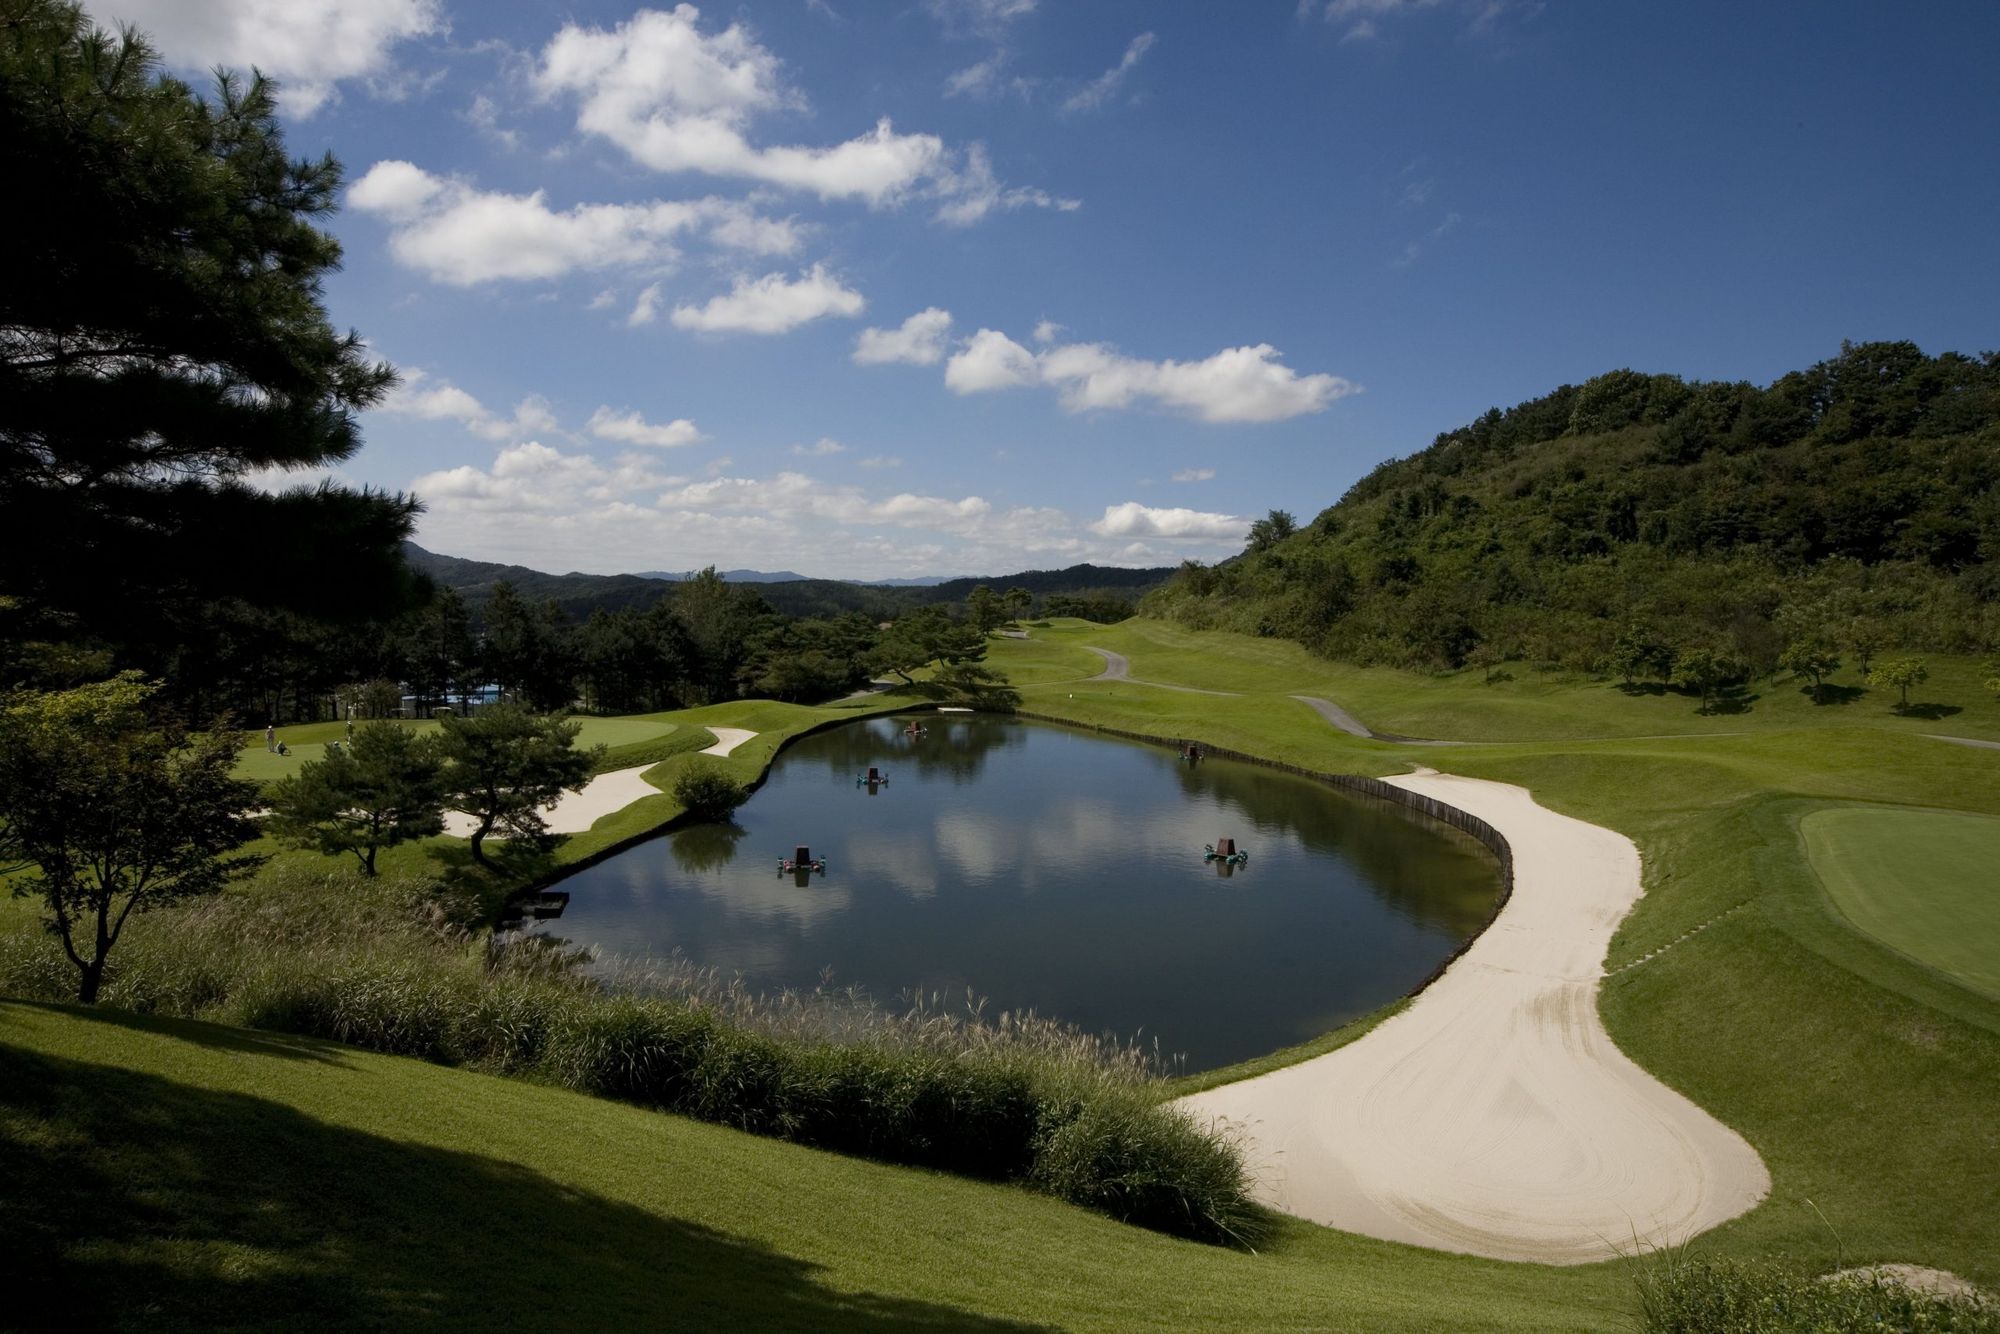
[
  {"x1": 1085, "y1": 647, "x2": 1242, "y2": 696},
  {"x1": 443, "y1": 727, "x2": 760, "y2": 838},
  {"x1": 1178, "y1": 770, "x2": 1770, "y2": 1265}
]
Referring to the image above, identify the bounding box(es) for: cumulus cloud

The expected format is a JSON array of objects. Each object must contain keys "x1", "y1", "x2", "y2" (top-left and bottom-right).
[
  {"x1": 1062, "y1": 31, "x2": 1155, "y2": 113},
  {"x1": 1031, "y1": 319, "x2": 1065, "y2": 344},
  {"x1": 91, "y1": 0, "x2": 442, "y2": 115},
  {"x1": 412, "y1": 442, "x2": 681, "y2": 512},
  {"x1": 531, "y1": 7, "x2": 1067, "y2": 223},
  {"x1": 588, "y1": 406, "x2": 703, "y2": 448},
  {"x1": 669, "y1": 264, "x2": 864, "y2": 335},
  {"x1": 943, "y1": 329, "x2": 1040, "y2": 393},
  {"x1": 1172, "y1": 467, "x2": 1216, "y2": 482},
  {"x1": 1089, "y1": 502, "x2": 1246, "y2": 540},
  {"x1": 853, "y1": 307, "x2": 953, "y2": 365},
  {"x1": 791, "y1": 438, "x2": 846, "y2": 456},
  {"x1": 377, "y1": 370, "x2": 559, "y2": 442},
  {"x1": 347, "y1": 160, "x2": 802, "y2": 286},
  {"x1": 944, "y1": 331, "x2": 1358, "y2": 422}
]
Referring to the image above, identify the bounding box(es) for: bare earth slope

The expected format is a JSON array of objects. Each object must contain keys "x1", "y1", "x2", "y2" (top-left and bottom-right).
[{"x1": 1179, "y1": 770, "x2": 1769, "y2": 1264}]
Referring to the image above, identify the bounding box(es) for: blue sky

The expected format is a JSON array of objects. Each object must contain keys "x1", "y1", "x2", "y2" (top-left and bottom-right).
[{"x1": 93, "y1": 1, "x2": 2000, "y2": 579}]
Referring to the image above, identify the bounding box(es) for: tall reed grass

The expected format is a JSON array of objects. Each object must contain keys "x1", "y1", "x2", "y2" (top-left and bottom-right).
[
  {"x1": 0, "y1": 867, "x2": 1264, "y2": 1245},
  {"x1": 1634, "y1": 1249, "x2": 1996, "y2": 1333}
]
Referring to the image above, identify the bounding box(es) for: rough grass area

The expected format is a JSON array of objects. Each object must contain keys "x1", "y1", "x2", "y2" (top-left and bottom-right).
[
  {"x1": 0, "y1": 1000, "x2": 1631, "y2": 1333},
  {"x1": 1801, "y1": 807, "x2": 2000, "y2": 1000},
  {"x1": 233, "y1": 716, "x2": 686, "y2": 784},
  {"x1": 1634, "y1": 1252, "x2": 1996, "y2": 1333},
  {"x1": 0, "y1": 870, "x2": 1260, "y2": 1246}
]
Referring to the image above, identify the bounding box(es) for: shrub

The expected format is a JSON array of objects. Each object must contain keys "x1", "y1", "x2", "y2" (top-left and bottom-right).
[{"x1": 672, "y1": 760, "x2": 748, "y2": 821}]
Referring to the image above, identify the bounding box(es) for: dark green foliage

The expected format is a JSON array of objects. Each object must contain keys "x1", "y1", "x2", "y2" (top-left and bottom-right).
[
  {"x1": 1150, "y1": 342, "x2": 2000, "y2": 672},
  {"x1": 671, "y1": 760, "x2": 747, "y2": 822},
  {"x1": 434, "y1": 705, "x2": 602, "y2": 865},
  {"x1": 0, "y1": 1, "x2": 424, "y2": 687},
  {"x1": 0, "y1": 674, "x2": 259, "y2": 1001},
  {"x1": 1635, "y1": 1254, "x2": 1997, "y2": 1333},
  {"x1": 265, "y1": 723, "x2": 447, "y2": 874}
]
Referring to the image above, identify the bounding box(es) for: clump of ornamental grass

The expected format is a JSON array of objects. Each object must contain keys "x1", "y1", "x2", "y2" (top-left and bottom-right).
[{"x1": 1634, "y1": 1248, "x2": 1997, "y2": 1334}]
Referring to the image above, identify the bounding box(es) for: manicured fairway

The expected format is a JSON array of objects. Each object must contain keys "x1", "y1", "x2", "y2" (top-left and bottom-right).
[{"x1": 1802, "y1": 807, "x2": 2000, "y2": 1001}]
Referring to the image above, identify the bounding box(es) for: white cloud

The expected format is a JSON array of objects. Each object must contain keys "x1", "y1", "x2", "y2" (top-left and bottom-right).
[
  {"x1": 932, "y1": 143, "x2": 1080, "y2": 226},
  {"x1": 1062, "y1": 31, "x2": 1156, "y2": 113},
  {"x1": 927, "y1": 0, "x2": 1037, "y2": 36},
  {"x1": 1089, "y1": 502, "x2": 1246, "y2": 540},
  {"x1": 348, "y1": 160, "x2": 802, "y2": 286},
  {"x1": 944, "y1": 329, "x2": 1039, "y2": 393},
  {"x1": 791, "y1": 438, "x2": 846, "y2": 456},
  {"x1": 588, "y1": 406, "x2": 703, "y2": 448},
  {"x1": 1172, "y1": 467, "x2": 1216, "y2": 482},
  {"x1": 413, "y1": 442, "x2": 682, "y2": 512},
  {"x1": 628, "y1": 283, "x2": 665, "y2": 327},
  {"x1": 92, "y1": 0, "x2": 442, "y2": 115},
  {"x1": 463, "y1": 93, "x2": 519, "y2": 150},
  {"x1": 853, "y1": 307, "x2": 953, "y2": 365},
  {"x1": 1031, "y1": 319, "x2": 1065, "y2": 344},
  {"x1": 377, "y1": 370, "x2": 560, "y2": 442},
  {"x1": 857, "y1": 455, "x2": 903, "y2": 469},
  {"x1": 944, "y1": 331, "x2": 1358, "y2": 422},
  {"x1": 532, "y1": 8, "x2": 1065, "y2": 223},
  {"x1": 588, "y1": 289, "x2": 617, "y2": 310},
  {"x1": 669, "y1": 264, "x2": 864, "y2": 335}
]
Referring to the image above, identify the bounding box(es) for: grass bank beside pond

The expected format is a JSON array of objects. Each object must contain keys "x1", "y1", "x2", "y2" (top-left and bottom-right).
[{"x1": 988, "y1": 619, "x2": 2000, "y2": 1291}]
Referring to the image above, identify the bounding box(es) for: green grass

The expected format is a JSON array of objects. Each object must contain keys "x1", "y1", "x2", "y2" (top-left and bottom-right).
[
  {"x1": 1801, "y1": 807, "x2": 2000, "y2": 1001},
  {"x1": 0, "y1": 999, "x2": 1630, "y2": 1332},
  {"x1": 234, "y1": 716, "x2": 683, "y2": 784}
]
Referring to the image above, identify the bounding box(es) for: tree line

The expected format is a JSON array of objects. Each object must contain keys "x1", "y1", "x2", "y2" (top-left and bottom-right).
[{"x1": 1148, "y1": 342, "x2": 2000, "y2": 682}]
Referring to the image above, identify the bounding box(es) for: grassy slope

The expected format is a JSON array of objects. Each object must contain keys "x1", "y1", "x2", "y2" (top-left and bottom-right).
[
  {"x1": 0, "y1": 1000, "x2": 1626, "y2": 1334},
  {"x1": 7, "y1": 619, "x2": 1997, "y2": 1327},
  {"x1": 1801, "y1": 808, "x2": 2000, "y2": 1001}
]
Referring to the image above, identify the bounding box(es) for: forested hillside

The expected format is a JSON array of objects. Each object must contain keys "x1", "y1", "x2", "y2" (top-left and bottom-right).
[{"x1": 1147, "y1": 342, "x2": 2000, "y2": 676}]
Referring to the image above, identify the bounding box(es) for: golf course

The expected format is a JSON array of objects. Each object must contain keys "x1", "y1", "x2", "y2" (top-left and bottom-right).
[{"x1": 6, "y1": 617, "x2": 1996, "y2": 1330}]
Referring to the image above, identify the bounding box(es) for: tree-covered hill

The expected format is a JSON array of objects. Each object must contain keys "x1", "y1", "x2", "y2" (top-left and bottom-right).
[{"x1": 1146, "y1": 341, "x2": 2000, "y2": 675}]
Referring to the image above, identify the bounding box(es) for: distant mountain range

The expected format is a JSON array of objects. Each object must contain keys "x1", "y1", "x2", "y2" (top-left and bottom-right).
[
  {"x1": 401, "y1": 543, "x2": 1169, "y2": 621},
  {"x1": 634, "y1": 569, "x2": 952, "y2": 587}
]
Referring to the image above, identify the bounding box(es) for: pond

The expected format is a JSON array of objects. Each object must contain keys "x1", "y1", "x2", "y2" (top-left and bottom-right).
[{"x1": 535, "y1": 714, "x2": 1503, "y2": 1071}]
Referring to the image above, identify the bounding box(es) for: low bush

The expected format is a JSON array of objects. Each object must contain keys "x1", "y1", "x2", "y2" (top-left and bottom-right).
[
  {"x1": 671, "y1": 760, "x2": 748, "y2": 821},
  {"x1": 1636, "y1": 1254, "x2": 1997, "y2": 1333},
  {"x1": 0, "y1": 867, "x2": 1264, "y2": 1246}
]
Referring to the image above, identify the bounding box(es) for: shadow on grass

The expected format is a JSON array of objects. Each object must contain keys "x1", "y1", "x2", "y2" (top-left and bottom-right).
[
  {"x1": 422, "y1": 838, "x2": 564, "y2": 920},
  {"x1": 1802, "y1": 683, "x2": 1867, "y2": 706},
  {"x1": 0, "y1": 1033, "x2": 1051, "y2": 1333},
  {"x1": 3, "y1": 999, "x2": 353, "y2": 1067},
  {"x1": 1894, "y1": 702, "x2": 1963, "y2": 721},
  {"x1": 1698, "y1": 687, "x2": 1759, "y2": 716}
]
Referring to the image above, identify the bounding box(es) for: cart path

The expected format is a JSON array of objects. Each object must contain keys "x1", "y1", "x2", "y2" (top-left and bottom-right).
[
  {"x1": 700, "y1": 727, "x2": 758, "y2": 756},
  {"x1": 1085, "y1": 647, "x2": 1242, "y2": 696},
  {"x1": 442, "y1": 728, "x2": 761, "y2": 838},
  {"x1": 1178, "y1": 770, "x2": 1770, "y2": 1265}
]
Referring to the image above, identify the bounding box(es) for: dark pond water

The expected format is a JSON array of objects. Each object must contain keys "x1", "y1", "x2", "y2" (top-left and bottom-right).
[{"x1": 538, "y1": 714, "x2": 1502, "y2": 1071}]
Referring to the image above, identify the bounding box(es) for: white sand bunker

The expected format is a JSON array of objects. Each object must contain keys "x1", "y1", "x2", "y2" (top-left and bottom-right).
[
  {"x1": 1179, "y1": 771, "x2": 1770, "y2": 1265},
  {"x1": 443, "y1": 727, "x2": 761, "y2": 838}
]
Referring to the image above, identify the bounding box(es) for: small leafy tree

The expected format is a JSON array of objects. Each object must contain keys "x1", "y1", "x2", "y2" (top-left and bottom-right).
[
  {"x1": 266, "y1": 723, "x2": 447, "y2": 875},
  {"x1": 672, "y1": 760, "x2": 747, "y2": 822},
  {"x1": 1609, "y1": 623, "x2": 1673, "y2": 685},
  {"x1": 966, "y1": 585, "x2": 1007, "y2": 634},
  {"x1": 1003, "y1": 586, "x2": 1035, "y2": 624},
  {"x1": 867, "y1": 607, "x2": 991, "y2": 685},
  {"x1": 1777, "y1": 639, "x2": 1842, "y2": 702},
  {"x1": 435, "y1": 705, "x2": 602, "y2": 865},
  {"x1": 1867, "y1": 656, "x2": 1928, "y2": 710},
  {"x1": 1246, "y1": 509, "x2": 1298, "y2": 554},
  {"x1": 0, "y1": 675, "x2": 259, "y2": 1002},
  {"x1": 1674, "y1": 645, "x2": 1745, "y2": 715}
]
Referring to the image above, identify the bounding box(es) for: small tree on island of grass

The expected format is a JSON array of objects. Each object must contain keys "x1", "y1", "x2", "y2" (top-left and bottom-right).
[
  {"x1": 1867, "y1": 656, "x2": 1929, "y2": 711},
  {"x1": 266, "y1": 722, "x2": 447, "y2": 875},
  {"x1": 435, "y1": 704, "x2": 603, "y2": 866},
  {"x1": 0, "y1": 675, "x2": 260, "y2": 1003},
  {"x1": 1778, "y1": 639, "x2": 1842, "y2": 703},
  {"x1": 672, "y1": 760, "x2": 748, "y2": 822},
  {"x1": 1004, "y1": 586, "x2": 1034, "y2": 624}
]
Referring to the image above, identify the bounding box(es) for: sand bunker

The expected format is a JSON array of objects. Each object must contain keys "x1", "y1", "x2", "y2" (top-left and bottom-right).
[{"x1": 1179, "y1": 771, "x2": 1769, "y2": 1264}]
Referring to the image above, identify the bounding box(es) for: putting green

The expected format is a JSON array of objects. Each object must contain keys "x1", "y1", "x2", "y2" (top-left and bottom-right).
[
  {"x1": 1802, "y1": 807, "x2": 2000, "y2": 1001},
  {"x1": 234, "y1": 717, "x2": 678, "y2": 783}
]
